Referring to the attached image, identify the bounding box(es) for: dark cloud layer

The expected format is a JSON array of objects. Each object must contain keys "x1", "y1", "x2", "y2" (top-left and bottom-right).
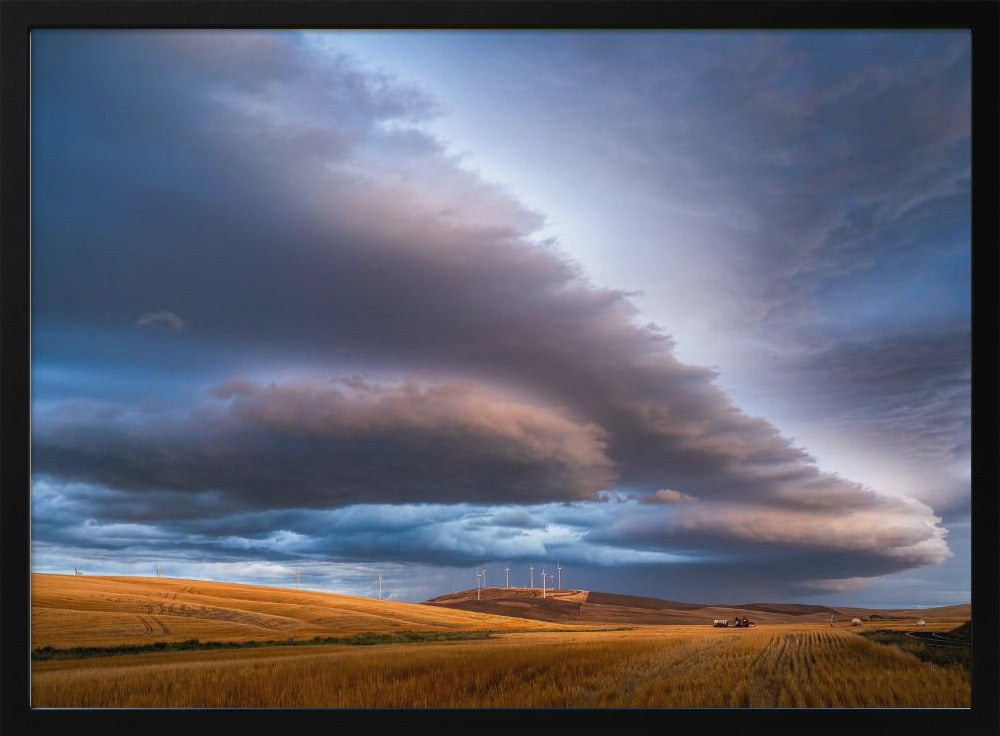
[
  {"x1": 764, "y1": 326, "x2": 971, "y2": 517},
  {"x1": 782, "y1": 329, "x2": 970, "y2": 464},
  {"x1": 35, "y1": 378, "x2": 614, "y2": 506},
  {"x1": 32, "y1": 32, "x2": 878, "y2": 509},
  {"x1": 29, "y1": 31, "x2": 968, "y2": 601},
  {"x1": 30, "y1": 481, "x2": 949, "y2": 602},
  {"x1": 497, "y1": 33, "x2": 970, "y2": 500}
]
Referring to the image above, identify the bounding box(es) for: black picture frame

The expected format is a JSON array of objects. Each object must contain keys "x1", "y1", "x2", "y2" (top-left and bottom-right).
[{"x1": 2, "y1": 2, "x2": 997, "y2": 735}]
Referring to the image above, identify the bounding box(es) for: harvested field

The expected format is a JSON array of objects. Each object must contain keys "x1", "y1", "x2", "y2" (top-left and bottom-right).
[
  {"x1": 31, "y1": 574, "x2": 971, "y2": 708},
  {"x1": 31, "y1": 574, "x2": 574, "y2": 649},
  {"x1": 32, "y1": 625, "x2": 971, "y2": 708}
]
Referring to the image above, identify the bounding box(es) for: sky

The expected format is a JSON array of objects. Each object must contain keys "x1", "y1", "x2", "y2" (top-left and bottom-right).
[{"x1": 30, "y1": 30, "x2": 971, "y2": 607}]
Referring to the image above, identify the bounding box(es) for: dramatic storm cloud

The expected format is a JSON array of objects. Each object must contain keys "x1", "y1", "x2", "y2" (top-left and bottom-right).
[
  {"x1": 34, "y1": 377, "x2": 615, "y2": 506},
  {"x1": 31, "y1": 30, "x2": 970, "y2": 606}
]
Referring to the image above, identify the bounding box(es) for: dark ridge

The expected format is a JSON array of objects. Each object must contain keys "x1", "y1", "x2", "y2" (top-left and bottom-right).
[
  {"x1": 732, "y1": 602, "x2": 841, "y2": 616},
  {"x1": 427, "y1": 594, "x2": 587, "y2": 623},
  {"x1": 424, "y1": 588, "x2": 971, "y2": 626},
  {"x1": 584, "y1": 591, "x2": 705, "y2": 611}
]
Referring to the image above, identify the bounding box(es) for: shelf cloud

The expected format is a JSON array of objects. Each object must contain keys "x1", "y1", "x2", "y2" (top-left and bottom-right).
[{"x1": 29, "y1": 30, "x2": 969, "y2": 604}]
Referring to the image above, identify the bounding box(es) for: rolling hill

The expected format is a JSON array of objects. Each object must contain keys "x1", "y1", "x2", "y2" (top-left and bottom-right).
[
  {"x1": 30, "y1": 573, "x2": 576, "y2": 649},
  {"x1": 31, "y1": 573, "x2": 969, "y2": 651},
  {"x1": 424, "y1": 586, "x2": 970, "y2": 626}
]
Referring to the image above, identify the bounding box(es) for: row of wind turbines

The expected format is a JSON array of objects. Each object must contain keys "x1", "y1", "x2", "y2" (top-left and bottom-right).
[
  {"x1": 85, "y1": 562, "x2": 560, "y2": 605},
  {"x1": 475, "y1": 563, "x2": 564, "y2": 601}
]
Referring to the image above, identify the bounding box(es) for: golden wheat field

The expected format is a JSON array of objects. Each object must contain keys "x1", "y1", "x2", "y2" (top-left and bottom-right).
[
  {"x1": 32, "y1": 625, "x2": 970, "y2": 708},
  {"x1": 31, "y1": 573, "x2": 573, "y2": 649},
  {"x1": 30, "y1": 574, "x2": 970, "y2": 708}
]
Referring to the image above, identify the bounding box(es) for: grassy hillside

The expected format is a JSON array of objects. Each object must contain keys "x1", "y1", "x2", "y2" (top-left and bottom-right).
[
  {"x1": 949, "y1": 620, "x2": 972, "y2": 641},
  {"x1": 31, "y1": 573, "x2": 574, "y2": 649}
]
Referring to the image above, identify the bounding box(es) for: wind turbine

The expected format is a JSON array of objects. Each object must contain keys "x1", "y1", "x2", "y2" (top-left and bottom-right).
[
  {"x1": 476, "y1": 568, "x2": 483, "y2": 600},
  {"x1": 557, "y1": 562, "x2": 562, "y2": 590},
  {"x1": 504, "y1": 564, "x2": 510, "y2": 589},
  {"x1": 377, "y1": 571, "x2": 383, "y2": 600},
  {"x1": 542, "y1": 566, "x2": 547, "y2": 598},
  {"x1": 295, "y1": 570, "x2": 301, "y2": 590},
  {"x1": 529, "y1": 563, "x2": 534, "y2": 590}
]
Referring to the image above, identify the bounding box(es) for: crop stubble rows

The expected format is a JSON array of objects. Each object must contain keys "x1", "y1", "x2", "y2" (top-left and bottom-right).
[{"x1": 31, "y1": 626, "x2": 970, "y2": 708}]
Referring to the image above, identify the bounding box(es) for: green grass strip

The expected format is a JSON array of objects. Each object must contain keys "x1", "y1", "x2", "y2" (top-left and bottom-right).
[
  {"x1": 858, "y1": 622, "x2": 971, "y2": 673},
  {"x1": 31, "y1": 630, "x2": 495, "y2": 661},
  {"x1": 32, "y1": 625, "x2": 639, "y2": 662}
]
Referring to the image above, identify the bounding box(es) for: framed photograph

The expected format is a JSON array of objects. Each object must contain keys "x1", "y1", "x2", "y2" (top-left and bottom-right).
[{"x1": 2, "y1": 1, "x2": 997, "y2": 734}]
